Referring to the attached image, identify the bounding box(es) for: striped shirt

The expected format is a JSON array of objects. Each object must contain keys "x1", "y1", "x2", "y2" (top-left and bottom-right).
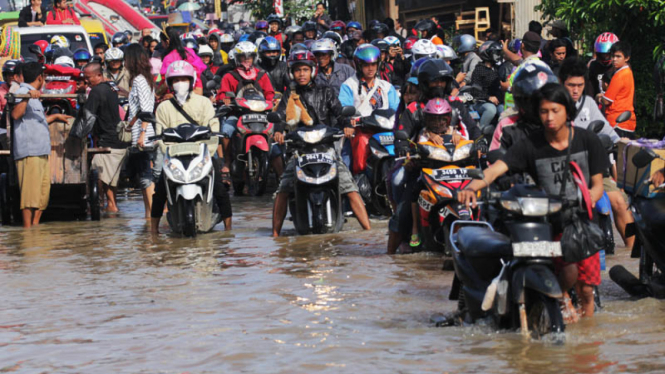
[{"x1": 128, "y1": 75, "x2": 156, "y2": 148}]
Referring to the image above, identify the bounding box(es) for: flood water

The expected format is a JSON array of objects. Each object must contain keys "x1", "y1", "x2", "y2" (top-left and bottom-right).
[{"x1": 1, "y1": 192, "x2": 665, "y2": 373}]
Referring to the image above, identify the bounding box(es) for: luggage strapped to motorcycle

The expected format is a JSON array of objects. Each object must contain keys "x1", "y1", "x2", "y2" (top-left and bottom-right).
[{"x1": 229, "y1": 70, "x2": 266, "y2": 97}]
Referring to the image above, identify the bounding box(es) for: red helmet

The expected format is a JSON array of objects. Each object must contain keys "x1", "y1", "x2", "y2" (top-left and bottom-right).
[
  {"x1": 287, "y1": 50, "x2": 318, "y2": 80},
  {"x1": 33, "y1": 40, "x2": 49, "y2": 55},
  {"x1": 330, "y1": 20, "x2": 346, "y2": 34},
  {"x1": 404, "y1": 36, "x2": 419, "y2": 51}
]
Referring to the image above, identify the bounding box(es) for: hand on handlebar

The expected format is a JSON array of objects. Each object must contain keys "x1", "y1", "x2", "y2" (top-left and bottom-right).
[
  {"x1": 344, "y1": 127, "x2": 355, "y2": 139},
  {"x1": 223, "y1": 98, "x2": 232, "y2": 106},
  {"x1": 457, "y1": 189, "x2": 477, "y2": 209},
  {"x1": 274, "y1": 131, "x2": 285, "y2": 145},
  {"x1": 651, "y1": 169, "x2": 665, "y2": 187}
]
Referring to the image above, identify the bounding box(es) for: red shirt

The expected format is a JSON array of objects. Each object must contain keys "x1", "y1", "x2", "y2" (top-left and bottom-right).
[
  {"x1": 216, "y1": 67, "x2": 275, "y2": 103},
  {"x1": 45, "y1": 7, "x2": 80, "y2": 25}
]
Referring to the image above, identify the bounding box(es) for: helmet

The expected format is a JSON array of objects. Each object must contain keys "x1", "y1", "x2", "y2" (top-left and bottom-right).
[
  {"x1": 284, "y1": 25, "x2": 302, "y2": 39},
  {"x1": 321, "y1": 31, "x2": 342, "y2": 49},
  {"x1": 346, "y1": 21, "x2": 362, "y2": 31},
  {"x1": 54, "y1": 56, "x2": 75, "y2": 68},
  {"x1": 417, "y1": 59, "x2": 454, "y2": 97},
  {"x1": 198, "y1": 45, "x2": 214, "y2": 58},
  {"x1": 384, "y1": 36, "x2": 401, "y2": 47},
  {"x1": 302, "y1": 21, "x2": 317, "y2": 33},
  {"x1": 111, "y1": 32, "x2": 129, "y2": 46},
  {"x1": 50, "y1": 35, "x2": 70, "y2": 49},
  {"x1": 104, "y1": 47, "x2": 124, "y2": 62},
  {"x1": 594, "y1": 32, "x2": 619, "y2": 54},
  {"x1": 2, "y1": 60, "x2": 19, "y2": 75},
  {"x1": 266, "y1": 14, "x2": 283, "y2": 28},
  {"x1": 478, "y1": 41, "x2": 502, "y2": 63},
  {"x1": 165, "y1": 60, "x2": 197, "y2": 89},
  {"x1": 372, "y1": 23, "x2": 389, "y2": 37},
  {"x1": 423, "y1": 98, "x2": 453, "y2": 134},
  {"x1": 287, "y1": 50, "x2": 318, "y2": 80},
  {"x1": 248, "y1": 31, "x2": 268, "y2": 45},
  {"x1": 233, "y1": 29, "x2": 245, "y2": 42},
  {"x1": 33, "y1": 40, "x2": 49, "y2": 55},
  {"x1": 437, "y1": 45, "x2": 458, "y2": 61},
  {"x1": 370, "y1": 39, "x2": 390, "y2": 53},
  {"x1": 259, "y1": 36, "x2": 281, "y2": 66},
  {"x1": 183, "y1": 38, "x2": 198, "y2": 53},
  {"x1": 508, "y1": 38, "x2": 522, "y2": 53},
  {"x1": 404, "y1": 36, "x2": 418, "y2": 50},
  {"x1": 409, "y1": 56, "x2": 431, "y2": 78},
  {"x1": 256, "y1": 20, "x2": 269, "y2": 30},
  {"x1": 455, "y1": 34, "x2": 477, "y2": 54},
  {"x1": 353, "y1": 44, "x2": 381, "y2": 67},
  {"x1": 368, "y1": 19, "x2": 380, "y2": 29},
  {"x1": 411, "y1": 39, "x2": 437, "y2": 61},
  {"x1": 311, "y1": 38, "x2": 338, "y2": 60},
  {"x1": 233, "y1": 41, "x2": 258, "y2": 60},
  {"x1": 238, "y1": 34, "x2": 251, "y2": 43},
  {"x1": 414, "y1": 19, "x2": 437, "y2": 36},
  {"x1": 512, "y1": 61, "x2": 558, "y2": 117},
  {"x1": 191, "y1": 29, "x2": 205, "y2": 39},
  {"x1": 330, "y1": 20, "x2": 346, "y2": 34},
  {"x1": 208, "y1": 28, "x2": 221, "y2": 36},
  {"x1": 220, "y1": 33, "x2": 234, "y2": 43},
  {"x1": 73, "y1": 48, "x2": 92, "y2": 62}
]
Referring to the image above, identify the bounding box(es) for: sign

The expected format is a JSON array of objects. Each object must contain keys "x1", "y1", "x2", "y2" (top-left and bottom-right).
[{"x1": 274, "y1": 0, "x2": 284, "y2": 17}]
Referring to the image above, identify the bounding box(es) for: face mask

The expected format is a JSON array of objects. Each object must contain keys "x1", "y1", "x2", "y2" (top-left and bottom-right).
[{"x1": 172, "y1": 81, "x2": 190, "y2": 103}]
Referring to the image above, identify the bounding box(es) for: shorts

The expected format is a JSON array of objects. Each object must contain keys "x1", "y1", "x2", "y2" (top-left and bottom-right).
[
  {"x1": 92, "y1": 148, "x2": 128, "y2": 187},
  {"x1": 276, "y1": 157, "x2": 358, "y2": 195},
  {"x1": 221, "y1": 116, "x2": 238, "y2": 137},
  {"x1": 125, "y1": 149, "x2": 154, "y2": 190},
  {"x1": 16, "y1": 155, "x2": 50, "y2": 210},
  {"x1": 554, "y1": 253, "x2": 602, "y2": 286},
  {"x1": 603, "y1": 176, "x2": 628, "y2": 203}
]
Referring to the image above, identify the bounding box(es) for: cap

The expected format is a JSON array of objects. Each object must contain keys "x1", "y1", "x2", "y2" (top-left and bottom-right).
[
  {"x1": 551, "y1": 20, "x2": 566, "y2": 30},
  {"x1": 523, "y1": 31, "x2": 541, "y2": 43}
]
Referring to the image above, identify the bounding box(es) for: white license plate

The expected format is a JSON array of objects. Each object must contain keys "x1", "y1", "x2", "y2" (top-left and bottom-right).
[{"x1": 512, "y1": 241, "x2": 562, "y2": 257}]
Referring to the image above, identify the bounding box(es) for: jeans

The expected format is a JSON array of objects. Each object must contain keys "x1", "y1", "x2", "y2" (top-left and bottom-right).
[
  {"x1": 221, "y1": 116, "x2": 238, "y2": 138},
  {"x1": 474, "y1": 102, "x2": 498, "y2": 129}
]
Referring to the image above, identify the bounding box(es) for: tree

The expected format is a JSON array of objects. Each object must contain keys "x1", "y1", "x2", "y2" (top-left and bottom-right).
[
  {"x1": 230, "y1": 0, "x2": 315, "y2": 22},
  {"x1": 537, "y1": 0, "x2": 665, "y2": 136}
]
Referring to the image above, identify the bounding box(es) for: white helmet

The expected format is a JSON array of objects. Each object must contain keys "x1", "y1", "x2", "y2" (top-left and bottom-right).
[
  {"x1": 437, "y1": 44, "x2": 458, "y2": 61},
  {"x1": 412, "y1": 39, "x2": 437, "y2": 62},
  {"x1": 220, "y1": 33, "x2": 234, "y2": 43},
  {"x1": 54, "y1": 56, "x2": 75, "y2": 68},
  {"x1": 50, "y1": 35, "x2": 70, "y2": 49},
  {"x1": 383, "y1": 36, "x2": 401, "y2": 47},
  {"x1": 104, "y1": 47, "x2": 124, "y2": 62},
  {"x1": 233, "y1": 41, "x2": 257, "y2": 59},
  {"x1": 311, "y1": 38, "x2": 338, "y2": 60},
  {"x1": 198, "y1": 44, "x2": 214, "y2": 58}
]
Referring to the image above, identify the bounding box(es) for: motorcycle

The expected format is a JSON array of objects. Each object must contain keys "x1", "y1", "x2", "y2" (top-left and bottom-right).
[
  {"x1": 221, "y1": 89, "x2": 275, "y2": 196},
  {"x1": 445, "y1": 178, "x2": 569, "y2": 339},
  {"x1": 147, "y1": 113, "x2": 222, "y2": 237},
  {"x1": 610, "y1": 147, "x2": 665, "y2": 298},
  {"x1": 350, "y1": 108, "x2": 397, "y2": 217},
  {"x1": 456, "y1": 85, "x2": 481, "y2": 122}
]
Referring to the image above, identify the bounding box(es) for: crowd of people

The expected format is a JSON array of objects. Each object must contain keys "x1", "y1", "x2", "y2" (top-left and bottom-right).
[{"x1": 3, "y1": 2, "x2": 658, "y2": 324}]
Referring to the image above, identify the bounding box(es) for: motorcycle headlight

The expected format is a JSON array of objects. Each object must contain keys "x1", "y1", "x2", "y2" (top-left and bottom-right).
[
  {"x1": 296, "y1": 162, "x2": 337, "y2": 183},
  {"x1": 247, "y1": 100, "x2": 267, "y2": 112},
  {"x1": 425, "y1": 145, "x2": 452, "y2": 162},
  {"x1": 453, "y1": 143, "x2": 474, "y2": 161},
  {"x1": 43, "y1": 87, "x2": 74, "y2": 95},
  {"x1": 164, "y1": 157, "x2": 187, "y2": 183},
  {"x1": 188, "y1": 152, "x2": 211, "y2": 182},
  {"x1": 298, "y1": 128, "x2": 327, "y2": 144},
  {"x1": 501, "y1": 197, "x2": 552, "y2": 216}
]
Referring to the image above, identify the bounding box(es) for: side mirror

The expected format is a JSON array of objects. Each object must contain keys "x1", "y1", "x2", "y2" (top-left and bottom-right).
[
  {"x1": 394, "y1": 130, "x2": 409, "y2": 141},
  {"x1": 589, "y1": 120, "x2": 605, "y2": 134},
  {"x1": 216, "y1": 105, "x2": 232, "y2": 117},
  {"x1": 482, "y1": 125, "x2": 495, "y2": 137},
  {"x1": 138, "y1": 111, "x2": 156, "y2": 123},
  {"x1": 467, "y1": 168, "x2": 484, "y2": 180},
  {"x1": 616, "y1": 111, "x2": 632, "y2": 124},
  {"x1": 632, "y1": 148, "x2": 657, "y2": 169},
  {"x1": 206, "y1": 79, "x2": 218, "y2": 90},
  {"x1": 340, "y1": 106, "x2": 356, "y2": 117},
  {"x1": 213, "y1": 75, "x2": 222, "y2": 83},
  {"x1": 487, "y1": 148, "x2": 506, "y2": 164},
  {"x1": 598, "y1": 134, "x2": 613, "y2": 150},
  {"x1": 267, "y1": 112, "x2": 282, "y2": 123},
  {"x1": 225, "y1": 92, "x2": 236, "y2": 99}
]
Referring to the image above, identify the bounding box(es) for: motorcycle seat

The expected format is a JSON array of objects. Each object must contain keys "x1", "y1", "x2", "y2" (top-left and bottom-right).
[
  {"x1": 457, "y1": 227, "x2": 512, "y2": 258},
  {"x1": 635, "y1": 198, "x2": 665, "y2": 226}
]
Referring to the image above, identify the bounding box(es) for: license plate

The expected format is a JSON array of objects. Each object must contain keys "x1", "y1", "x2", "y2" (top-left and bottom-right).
[
  {"x1": 512, "y1": 241, "x2": 562, "y2": 257},
  {"x1": 298, "y1": 153, "x2": 335, "y2": 167},
  {"x1": 431, "y1": 168, "x2": 471, "y2": 181}
]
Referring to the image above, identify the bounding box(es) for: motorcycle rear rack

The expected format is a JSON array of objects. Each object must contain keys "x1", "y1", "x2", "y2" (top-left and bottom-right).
[{"x1": 448, "y1": 220, "x2": 494, "y2": 254}]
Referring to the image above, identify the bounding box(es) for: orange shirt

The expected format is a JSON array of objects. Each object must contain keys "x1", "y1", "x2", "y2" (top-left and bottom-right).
[
  {"x1": 431, "y1": 35, "x2": 444, "y2": 45},
  {"x1": 603, "y1": 65, "x2": 636, "y2": 131}
]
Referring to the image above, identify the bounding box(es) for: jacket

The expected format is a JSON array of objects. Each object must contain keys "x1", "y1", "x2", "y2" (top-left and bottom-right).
[
  {"x1": 104, "y1": 67, "x2": 131, "y2": 94},
  {"x1": 259, "y1": 60, "x2": 290, "y2": 94},
  {"x1": 45, "y1": 7, "x2": 80, "y2": 25},
  {"x1": 216, "y1": 66, "x2": 275, "y2": 102},
  {"x1": 574, "y1": 95, "x2": 619, "y2": 143},
  {"x1": 338, "y1": 76, "x2": 399, "y2": 117},
  {"x1": 18, "y1": 5, "x2": 47, "y2": 27},
  {"x1": 274, "y1": 82, "x2": 344, "y2": 133},
  {"x1": 201, "y1": 65, "x2": 219, "y2": 98},
  {"x1": 462, "y1": 52, "x2": 482, "y2": 84},
  {"x1": 315, "y1": 61, "x2": 355, "y2": 97}
]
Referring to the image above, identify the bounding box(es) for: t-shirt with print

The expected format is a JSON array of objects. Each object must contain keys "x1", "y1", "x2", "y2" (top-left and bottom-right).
[
  {"x1": 603, "y1": 65, "x2": 636, "y2": 131},
  {"x1": 501, "y1": 127, "x2": 607, "y2": 200}
]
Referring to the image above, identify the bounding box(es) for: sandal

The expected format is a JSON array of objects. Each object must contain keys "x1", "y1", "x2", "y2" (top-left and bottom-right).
[{"x1": 409, "y1": 234, "x2": 421, "y2": 248}]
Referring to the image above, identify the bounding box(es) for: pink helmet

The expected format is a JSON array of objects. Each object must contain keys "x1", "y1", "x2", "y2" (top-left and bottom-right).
[
  {"x1": 165, "y1": 60, "x2": 197, "y2": 89},
  {"x1": 423, "y1": 98, "x2": 452, "y2": 115}
]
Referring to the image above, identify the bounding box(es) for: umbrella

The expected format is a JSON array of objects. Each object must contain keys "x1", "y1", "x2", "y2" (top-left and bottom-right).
[{"x1": 177, "y1": 2, "x2": 201, "y2": 11}]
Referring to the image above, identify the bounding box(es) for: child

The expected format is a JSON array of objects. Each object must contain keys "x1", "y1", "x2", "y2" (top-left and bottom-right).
[{"x1": 600, "y1": 41, "x2": 636, "y2": 138}]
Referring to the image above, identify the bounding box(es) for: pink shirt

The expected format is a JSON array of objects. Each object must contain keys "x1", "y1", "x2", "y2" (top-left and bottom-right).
[
  {"x1": 489, "y1": 114, "x2": 520, "y2": 151},
  {"x1": 160, "y1": 48, "x2": 207, "y2": 89}
]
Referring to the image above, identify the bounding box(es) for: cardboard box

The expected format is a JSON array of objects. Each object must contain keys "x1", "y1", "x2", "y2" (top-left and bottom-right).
[{"x1": 616, "y1": 139, "x2": 665, "y2": 198}]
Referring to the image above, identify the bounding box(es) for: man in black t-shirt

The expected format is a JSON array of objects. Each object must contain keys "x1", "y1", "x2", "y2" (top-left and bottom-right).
[{"x1": 84, "y1": 62, "x2": 127, "y2": 213}]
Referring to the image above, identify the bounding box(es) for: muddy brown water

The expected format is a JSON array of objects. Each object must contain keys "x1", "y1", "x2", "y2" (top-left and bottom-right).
[{"x1": 1, "y1": 192, "x2": 665, "y2": 373}]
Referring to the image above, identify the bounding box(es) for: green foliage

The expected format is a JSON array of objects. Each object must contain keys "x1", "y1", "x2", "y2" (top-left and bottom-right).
[
  {"x1": 537, "y1": 0, "x2": 665, "y2": 137},
  {"x1": 233, "y1": 0, "x2": 315, "y2": 21}
]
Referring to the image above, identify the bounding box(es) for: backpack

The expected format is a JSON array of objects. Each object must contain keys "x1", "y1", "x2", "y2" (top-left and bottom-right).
[{"x1": 229, "y1": 69, "x2": 266, "y2": 99}]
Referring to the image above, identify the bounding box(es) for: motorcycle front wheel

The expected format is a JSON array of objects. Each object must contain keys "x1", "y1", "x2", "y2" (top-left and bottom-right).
[
  {"x1": 526, "y1": 292, "x2": 565, "y2": 339},
  {"x1": 181, "y1": 199, "x2": 197, "y2": 238}
]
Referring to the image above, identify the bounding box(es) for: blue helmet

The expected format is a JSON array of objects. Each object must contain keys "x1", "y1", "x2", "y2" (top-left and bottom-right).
[
  {"x1": 455, "y1": 34, "x2": 477, "y2": 54},
  {"x1": 73, "y1": 48, "x2": 91, "y2": 62},
  {"x1": 239, "y1": 34, "x2": 251, "y2": 42},
  {"x1": 346, "y1": 21, "x2": 362, "y2": 31},
  {"x1": 353, "y1": 44, "x2": 380, "y2": 66},
  {"x1": 410, "y1": 57, "x2": 431, "y2": 77},
  {"x1": 259, "y1": 36, "x2": 281, "y2": 53}
]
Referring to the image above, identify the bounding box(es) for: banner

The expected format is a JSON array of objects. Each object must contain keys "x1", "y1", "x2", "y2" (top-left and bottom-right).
[{"x1": 274, "y1": 0, "x2": 284, "y2": 17}]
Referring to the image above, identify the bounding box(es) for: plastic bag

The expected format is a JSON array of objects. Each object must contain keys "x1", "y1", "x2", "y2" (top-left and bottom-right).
[{"x1": 561, "y1": 214, "x2": 604, "y2": 263}]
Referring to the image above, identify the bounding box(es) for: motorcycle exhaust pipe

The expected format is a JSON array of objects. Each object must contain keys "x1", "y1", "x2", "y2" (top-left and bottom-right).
[{"x1": 609, "y1": 265, "x2": 650, "y2": 298}]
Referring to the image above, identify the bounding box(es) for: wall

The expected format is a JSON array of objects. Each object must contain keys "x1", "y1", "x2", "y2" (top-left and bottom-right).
[{"x1": 513, "y1": 0, "x2": 542, "y2": 38}]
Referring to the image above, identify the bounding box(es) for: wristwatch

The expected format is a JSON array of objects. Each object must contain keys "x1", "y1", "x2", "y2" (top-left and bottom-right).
[{"x1": 140, "y1": 128, "x2": 146, "y2": 133}]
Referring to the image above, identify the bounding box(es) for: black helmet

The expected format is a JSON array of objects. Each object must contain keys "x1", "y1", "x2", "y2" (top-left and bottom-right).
[
  {"x1": 417, "y1": 59, "x2": 454, "y2": 98},
  {"x1": 248, "y1": 30, "x2": 268, "y2": 44},
  {"x1": 414, "y1": 19, "x2": 437, "y2": 36},
  {"x1": 372, "y1": 23, "x2": 389, "y2": 37},
  {"x1": 321, "y1": 31, "x2": 342, "y2": 48},
  {"x1": 512, "y1": 61, "x2": 559, "y2": 118},
  {"x1": 478, "y1": 41, "x2": 503, "y2": 63},
  {"x1": 2, "y1": 59, "x2": 19, "y2": 75},
  {"x1": 370, "y1": 38, "x2": 390, "y2": 53},
  {"x1": 111, "y1": 32, "x2": 129, "y2": 46},
  {"x1": 266, "y1": 14, "x2": 283, "y2": 28},
  {"x1": 302, "y1": 21, "x2": 317, "y2": 33}
]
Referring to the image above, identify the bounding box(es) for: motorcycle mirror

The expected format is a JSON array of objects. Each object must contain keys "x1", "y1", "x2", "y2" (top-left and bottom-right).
[
  {"x1": 394, "y1": 131, "x2": 408, "y2": 141},
  {"x1": 616, "y1": 111, "x2": 632, "y2": 124},
  {"x1": 589, "y1": 120, "x2": 605, "y2": 134},
  {"x1": 487, "y1": 149, "x2": 506, "y2": 164},
  {"x1": 340, "y1": 106, "x2": 356, "y2": 117},
  {"x1": 632, "y1": 148, "x2": 657, "y2": 169},
  {"x1": 216, "y1": 105, "x2": 232, "y2": 117},
  {"x1": 137, "y1": 111, "x2": 156, "y2": 123},
  {"x1": 206, "y1": 80, "x2": 218, "y2": 90},
  {"x1": 482, "y1": 125, "x2": 495, "y2": 137},
  {"x1": 213, "y1": 75, "x2": 222, "y2": 83},
  {"x1": 598, "y1": 134, "x2": 613, "y2": 150},
  {"x1": 466, "y1": 169, "x2": 484, "y2": 180},
  {"x1": 267, "y1": 112, "x2": 282, "y2": 123},
  {"x1": 225, "y1": 92, "x2": 236, "y2": 99}
]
